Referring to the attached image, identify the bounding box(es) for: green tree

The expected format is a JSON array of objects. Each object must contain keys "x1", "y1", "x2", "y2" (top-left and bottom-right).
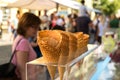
[{"x1": 93, "y1": 0, "x2": 120, "y2": 15}]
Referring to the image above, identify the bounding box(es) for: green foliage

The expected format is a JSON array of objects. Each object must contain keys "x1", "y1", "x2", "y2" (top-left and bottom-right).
[{"x1": 93, "y1": 0, "x2": 120, "y2": 15}]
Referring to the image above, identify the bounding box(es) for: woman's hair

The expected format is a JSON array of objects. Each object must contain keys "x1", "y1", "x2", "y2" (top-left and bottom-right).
[{"x1": 17, "y1": 12, "x2": 41, "y2": 36}]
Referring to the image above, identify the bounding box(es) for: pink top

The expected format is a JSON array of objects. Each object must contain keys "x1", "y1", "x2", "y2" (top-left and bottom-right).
[
  {"x1": 12, "y1": 35, "x2": 37, "y2": 78},
  {"x1": 52, "y1": 19, "x2": 57, "y2": 28}
]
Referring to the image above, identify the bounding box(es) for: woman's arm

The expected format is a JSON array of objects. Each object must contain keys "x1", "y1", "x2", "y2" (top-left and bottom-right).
[{"x1": 16, "y1": 51, "x2": 28, "y2": 80}]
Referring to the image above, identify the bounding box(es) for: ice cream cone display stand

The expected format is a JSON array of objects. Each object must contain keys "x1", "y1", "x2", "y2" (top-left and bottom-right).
[
  {"x1": 26, "y1": 44, "x2": 98, "y2": 80},
  {"x1": 26, "y1": 30, "x2": 99, "y2": 80},
  {"x1": 26, "y1": 29, "x2": 120, "y2": 80}
]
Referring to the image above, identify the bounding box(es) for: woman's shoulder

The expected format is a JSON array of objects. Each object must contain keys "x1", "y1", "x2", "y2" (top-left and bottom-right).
[
  {"x1": 13, "y1": 35, "x2": 30, "y2": 51},
  {"x1": 14, "y1": 35, "x2": 29, "y2": 46},
  {"x1": 20, "y1": 38, "x2": 29, "y2": 44}
]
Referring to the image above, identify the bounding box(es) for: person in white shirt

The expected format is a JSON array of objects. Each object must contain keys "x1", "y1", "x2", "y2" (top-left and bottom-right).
[
  {"x1": 56, "y1": 17, "x2": 64, "y2": 27},
  {"x1": 52, "y1": 13, "x2": 65, "y2": 31},
  {"x1": 97, "y1": 15, "x2": 108, "y2": 44},
  {"x1": 78, "y1": 0, "x2": 89, "y2": 17},
  {"x1": 40, "y1": 10, "x2": 49, "y2": 30}
]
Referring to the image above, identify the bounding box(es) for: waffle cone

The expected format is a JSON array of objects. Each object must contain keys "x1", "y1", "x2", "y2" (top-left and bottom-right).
[
  {"x1": 37, "y1": 30, "x2": 63, "y2": 80},
  {"x1": 38, "y1": 30, "x2": 62, "y2": 49},
  {"x1": 55, "y1": 31, "x2": 69, "y2": 80},
  {"x1": 83, "y1": 34, "x2": 89, "y2": 47},
  {"x1": 38, "y1": 38, "x2": 59, "y2": 80},
  {"x1": 83, "y1": 34, "x2": 89, "y2": 40},
  {"x1": 74, "y1": 32, "x2": 83, "y2": 38},
  {"x1": 58, "y1": 67, "x2": 65, "y2": 80},
  {"x1": 38, "y1": 30, "x2": 82, "y2": 80},
  {"x1": 66, "y1": 32, "x2": 77, "y2": 62},
  {"x1": 47, "y1": 66, "x2": 56, "y2": 80},
  {"x1": 59, "y1": 32, "x2": 76, "y2": 79},
  {"x1": 38, "y1": 37, "x2": 60, "y2": 63},
  {"x1": 74, "y1": 32, "x2": 84, "y2": 58}
]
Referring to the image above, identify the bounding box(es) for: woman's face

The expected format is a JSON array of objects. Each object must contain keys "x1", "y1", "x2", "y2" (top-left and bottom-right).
[{"x1": 26, "y1": 25, "x2": 39, "y2": 38}]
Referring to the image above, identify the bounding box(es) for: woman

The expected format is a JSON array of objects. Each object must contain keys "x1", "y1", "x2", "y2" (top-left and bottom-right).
[{"x1": 11, "y1": 12, "x2": 41, "y2": 80}]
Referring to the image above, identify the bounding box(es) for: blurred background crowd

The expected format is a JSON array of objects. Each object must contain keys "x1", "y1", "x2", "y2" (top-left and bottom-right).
[{"x1": 0, "y1": 0, "x2": 120, "y2": 45}]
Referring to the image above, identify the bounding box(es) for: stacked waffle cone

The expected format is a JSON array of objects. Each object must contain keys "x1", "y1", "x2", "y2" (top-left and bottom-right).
[
  {"x1": 37, "y1": 30, "x2": 62, "y2": 80},
  {"x1": 66, "y1": 32, "x2": 77, "y2": 62},
  {"x1": 82, "y1": 34, "x2": 89, "y2": 52},
  {"x1": 66, "y1": 32, "x2": 77, "y2": 75},
  {"x1": 74, "y1": 32, "x2": 84, "y2": 58},
  {"x1": 37, "y1": 30, "x2": 89, "y2": 80},
  {"x1": 56, "y1": 30, "x2": 69, "y2": 80},
  {"x1": 74, "y1": 32, "x2": 89, "y2": 68}
]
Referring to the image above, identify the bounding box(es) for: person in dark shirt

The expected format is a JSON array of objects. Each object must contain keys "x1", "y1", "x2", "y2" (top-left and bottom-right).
[
  {"x1": 75, "y1": 16, "x2": 92, "y2": 34},
  {"x1": 109, "y1": 14, "x2": 119, "y2": 28}
]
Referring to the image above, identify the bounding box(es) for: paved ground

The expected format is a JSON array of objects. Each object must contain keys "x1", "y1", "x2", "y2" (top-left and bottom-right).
[{"x1": 0, "y1": 32, "x2": 13, "y2": 64}]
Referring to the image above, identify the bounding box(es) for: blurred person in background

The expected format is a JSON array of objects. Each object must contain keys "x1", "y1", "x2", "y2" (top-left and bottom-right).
[
  {"x1": 49, "y1": 12, "x2": 57, "y2": 29},
  {"x1": 71, "y1": 13, "x2": 78, "y2": 32},
  {"x1": 0, "y1": 10, "x2": 3, "y2": 38},
  {"x1": 0, "y1": 10, "x2": 2, "y2": 25},
  {"x1": 66, "y1": 14, "x2": 78, "y2": 32},
  {"x1": 51, "y1": 13, "x2": 65, "y2": 31},
  {"x1": 0, "y1": 23, "x2": 2, "y2": 38},
  {"x1": 75, "y1": 14, "x2": 92, "y2": 34},
  {"x1": 40, "y1": 10, "x2": 49, "y2": 30},
  {"x1": 96, "y1": 15, "x2": 108, "y2": 44},
  {"x1": 54, "y1": 14, "x2": 65, "y2": 31},
  {"x1": 49, "y1": 13, "x2": 54, "y2": 29},
  {"x1": 12, "y1": 10, "x2": 21, "y2": 40},
  {"x1": 78, "y1": 0, "x2": 89, "y2": 17},
  {"x1": 109, "y1": 14, "x2": 119, "y2": 28},
  {"x1": 11, "y1": 12, "x2": 41, "y2": 80},
  {"x1": 61, "y1": 15, "x2": 66, "y2": 28},
  {"x1": 75, "y1": 0, "x2": 92, "y2": 34},
  {"x1": 66, "y1": 14, "x2": 74, "y2": 32},
  {"x1": 7, "y1": 16, "x2": 15, "y2": 41},
  {"x1": 89, "y1": 14, "x2": 100, "y2": 44}
]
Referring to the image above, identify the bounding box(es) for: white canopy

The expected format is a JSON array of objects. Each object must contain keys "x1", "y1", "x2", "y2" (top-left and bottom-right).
[
  {"x1": 7, "y1": 0, "x2": 56, "y2": 10},
  {"x1": 0, "y1": 0, "x2": 17, "y2": 7},
  {"x1": 6, "y1": 0, "x2": 101, "y2": 13},
  {"x1": 52, "y1": 0, "x2": 80, "y2": 9},
  {"x1": 6, "y1": 0, "x2": 81, "y2": 10}
]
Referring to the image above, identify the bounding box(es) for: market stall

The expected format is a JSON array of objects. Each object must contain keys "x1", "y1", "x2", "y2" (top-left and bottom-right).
[{"x1": 26, "y1": 28, "x2": 120, "y2": 80}]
